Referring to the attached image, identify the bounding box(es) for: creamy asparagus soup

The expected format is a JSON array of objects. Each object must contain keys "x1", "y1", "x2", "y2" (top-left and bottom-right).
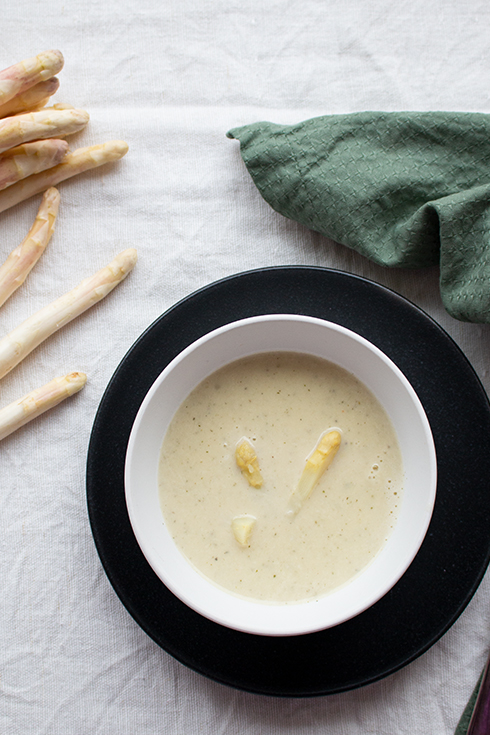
[{"x1": 158, "y1": 352, "x2": 404, "y2": 603}]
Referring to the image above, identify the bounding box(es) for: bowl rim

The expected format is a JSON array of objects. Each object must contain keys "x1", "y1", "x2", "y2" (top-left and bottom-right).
[{"x1": 124, "y1": 313, "x2": 437, "y2": 636}]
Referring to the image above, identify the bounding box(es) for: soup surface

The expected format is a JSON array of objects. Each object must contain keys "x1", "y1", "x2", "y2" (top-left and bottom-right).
[{"x1": 158, "y1": 351, "x2": 403, "y2": 603}]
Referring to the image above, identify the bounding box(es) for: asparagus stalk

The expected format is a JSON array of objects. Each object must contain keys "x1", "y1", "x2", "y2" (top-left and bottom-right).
[
  {"x1": 0, "y1": 50, "x2": 64, "y2": 107},
  {"x1": 0, "y1": 139, "x2": 68, "y2": 191},
  {"x1": 287, "y1": 430, "x2": 342, "y2": 516},
  {"x1": 0, "y1": 249, "x2": 137, "y2": 380},
  {"x1": 0, "y1": 107, "x2": 89, "y2": 154},
  {"x1": 0, "y1": 77, "x2": 60, "y2": 119},
  {"x1": 235, "y1": 437, "x2": 264, "y2": 487},
  {"x1": 0, "y1": 187, "x2": 60, "y2": 308},
  {"x1": 0, "y1": 372, "x2": 87, "y2": 441},
  {"x1": 0, "y1": 141, "x2": 129, "y2": 213}
]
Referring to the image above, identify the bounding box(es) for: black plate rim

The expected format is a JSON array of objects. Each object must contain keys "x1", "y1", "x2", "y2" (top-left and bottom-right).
[{"x1": 86, "y1": 265, "x2": 490, "y2": 696}]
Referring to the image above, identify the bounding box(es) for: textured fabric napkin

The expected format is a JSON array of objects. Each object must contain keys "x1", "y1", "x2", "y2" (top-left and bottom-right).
[{"x1": 227, "y1": 112, "x2": 490, "y2": 323}]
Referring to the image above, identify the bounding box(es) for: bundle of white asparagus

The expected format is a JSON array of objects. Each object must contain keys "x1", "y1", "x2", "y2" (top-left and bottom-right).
[
  {"x1": 0, "y1": 49, "x2": 128, "y2": 210},
  {"x1": 0, "y1": 50, "x2": 134, "y2": 439}
]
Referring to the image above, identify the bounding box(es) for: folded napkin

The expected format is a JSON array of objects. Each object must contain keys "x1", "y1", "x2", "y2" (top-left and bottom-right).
[{"x1": 227, "y1": 112, "x2": 490, "y2": 323}]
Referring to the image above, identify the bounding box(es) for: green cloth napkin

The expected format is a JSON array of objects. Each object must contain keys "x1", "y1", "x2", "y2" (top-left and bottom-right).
[{"x1": 227, "y1": 112, "x2": 490, "y2": 323}]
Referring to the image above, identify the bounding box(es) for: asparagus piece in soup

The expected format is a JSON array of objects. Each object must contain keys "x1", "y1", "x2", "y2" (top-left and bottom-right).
[
  {"x1": 287, "y1": 430, "x2": 341, "y2": 516},
  {"x1": 231, "y1": 515, "x2": 256, "y2": 547},
  {"x1": 235, "y1": 437, "x2": 263, "y2": 488}
]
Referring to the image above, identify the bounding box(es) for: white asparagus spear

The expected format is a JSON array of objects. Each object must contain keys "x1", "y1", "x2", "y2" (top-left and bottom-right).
[
  {"x1": 287, "y1": 430, "x2": 341, "y2": 516},
  {"x1": 0, "y1": 107, "x2": 89, "y2": 154},
  {"x1": 235, "y1": 437, "x2": 263, "y2": 487},
  {"x1": 0, "y1": 371, "x2": 87, "y2": 441},
  {"x1": 0, "y1": 77, "x2": 60, "y2": 119},
  {"x1": 0, "y1": 50, "x2": 64, "y2": 107},
  {"x1": 0, "y1": 248, "x2": 137, "y2": 380},
  {"x1": 0, "y1": 141, "x2": 129, "y2": 213},
  {"x1": 0, "y1": 139, "x2": 68, "y2": 190},
  {"x1": 0, "y1": 187, "x2": 60, "y2": 308}
]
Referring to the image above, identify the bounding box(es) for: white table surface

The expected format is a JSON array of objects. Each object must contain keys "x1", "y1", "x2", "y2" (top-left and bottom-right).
[{"x1": 2, "y1": 1, "x2": 490, "y2": 733}]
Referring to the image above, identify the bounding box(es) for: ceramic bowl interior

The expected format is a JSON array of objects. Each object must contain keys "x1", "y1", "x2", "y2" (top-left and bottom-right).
[{"x1": 124, "y1": 314, "x2": 437, "y2": 636}]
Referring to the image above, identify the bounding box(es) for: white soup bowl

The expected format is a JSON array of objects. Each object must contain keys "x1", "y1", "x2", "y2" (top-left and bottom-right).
[{"x1": 125, "y1": 314, "x2": 437, "y2": 637}]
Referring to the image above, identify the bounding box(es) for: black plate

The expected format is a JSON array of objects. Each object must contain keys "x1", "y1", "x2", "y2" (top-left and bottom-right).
[{"x1": 86, "y1": 267, "x2": 490, "y2": 697}]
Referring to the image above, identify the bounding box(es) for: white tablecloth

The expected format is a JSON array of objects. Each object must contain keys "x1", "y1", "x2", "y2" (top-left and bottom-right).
[{"x1": 2, "y1": 1, "x2": 490, "y2": 732}]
